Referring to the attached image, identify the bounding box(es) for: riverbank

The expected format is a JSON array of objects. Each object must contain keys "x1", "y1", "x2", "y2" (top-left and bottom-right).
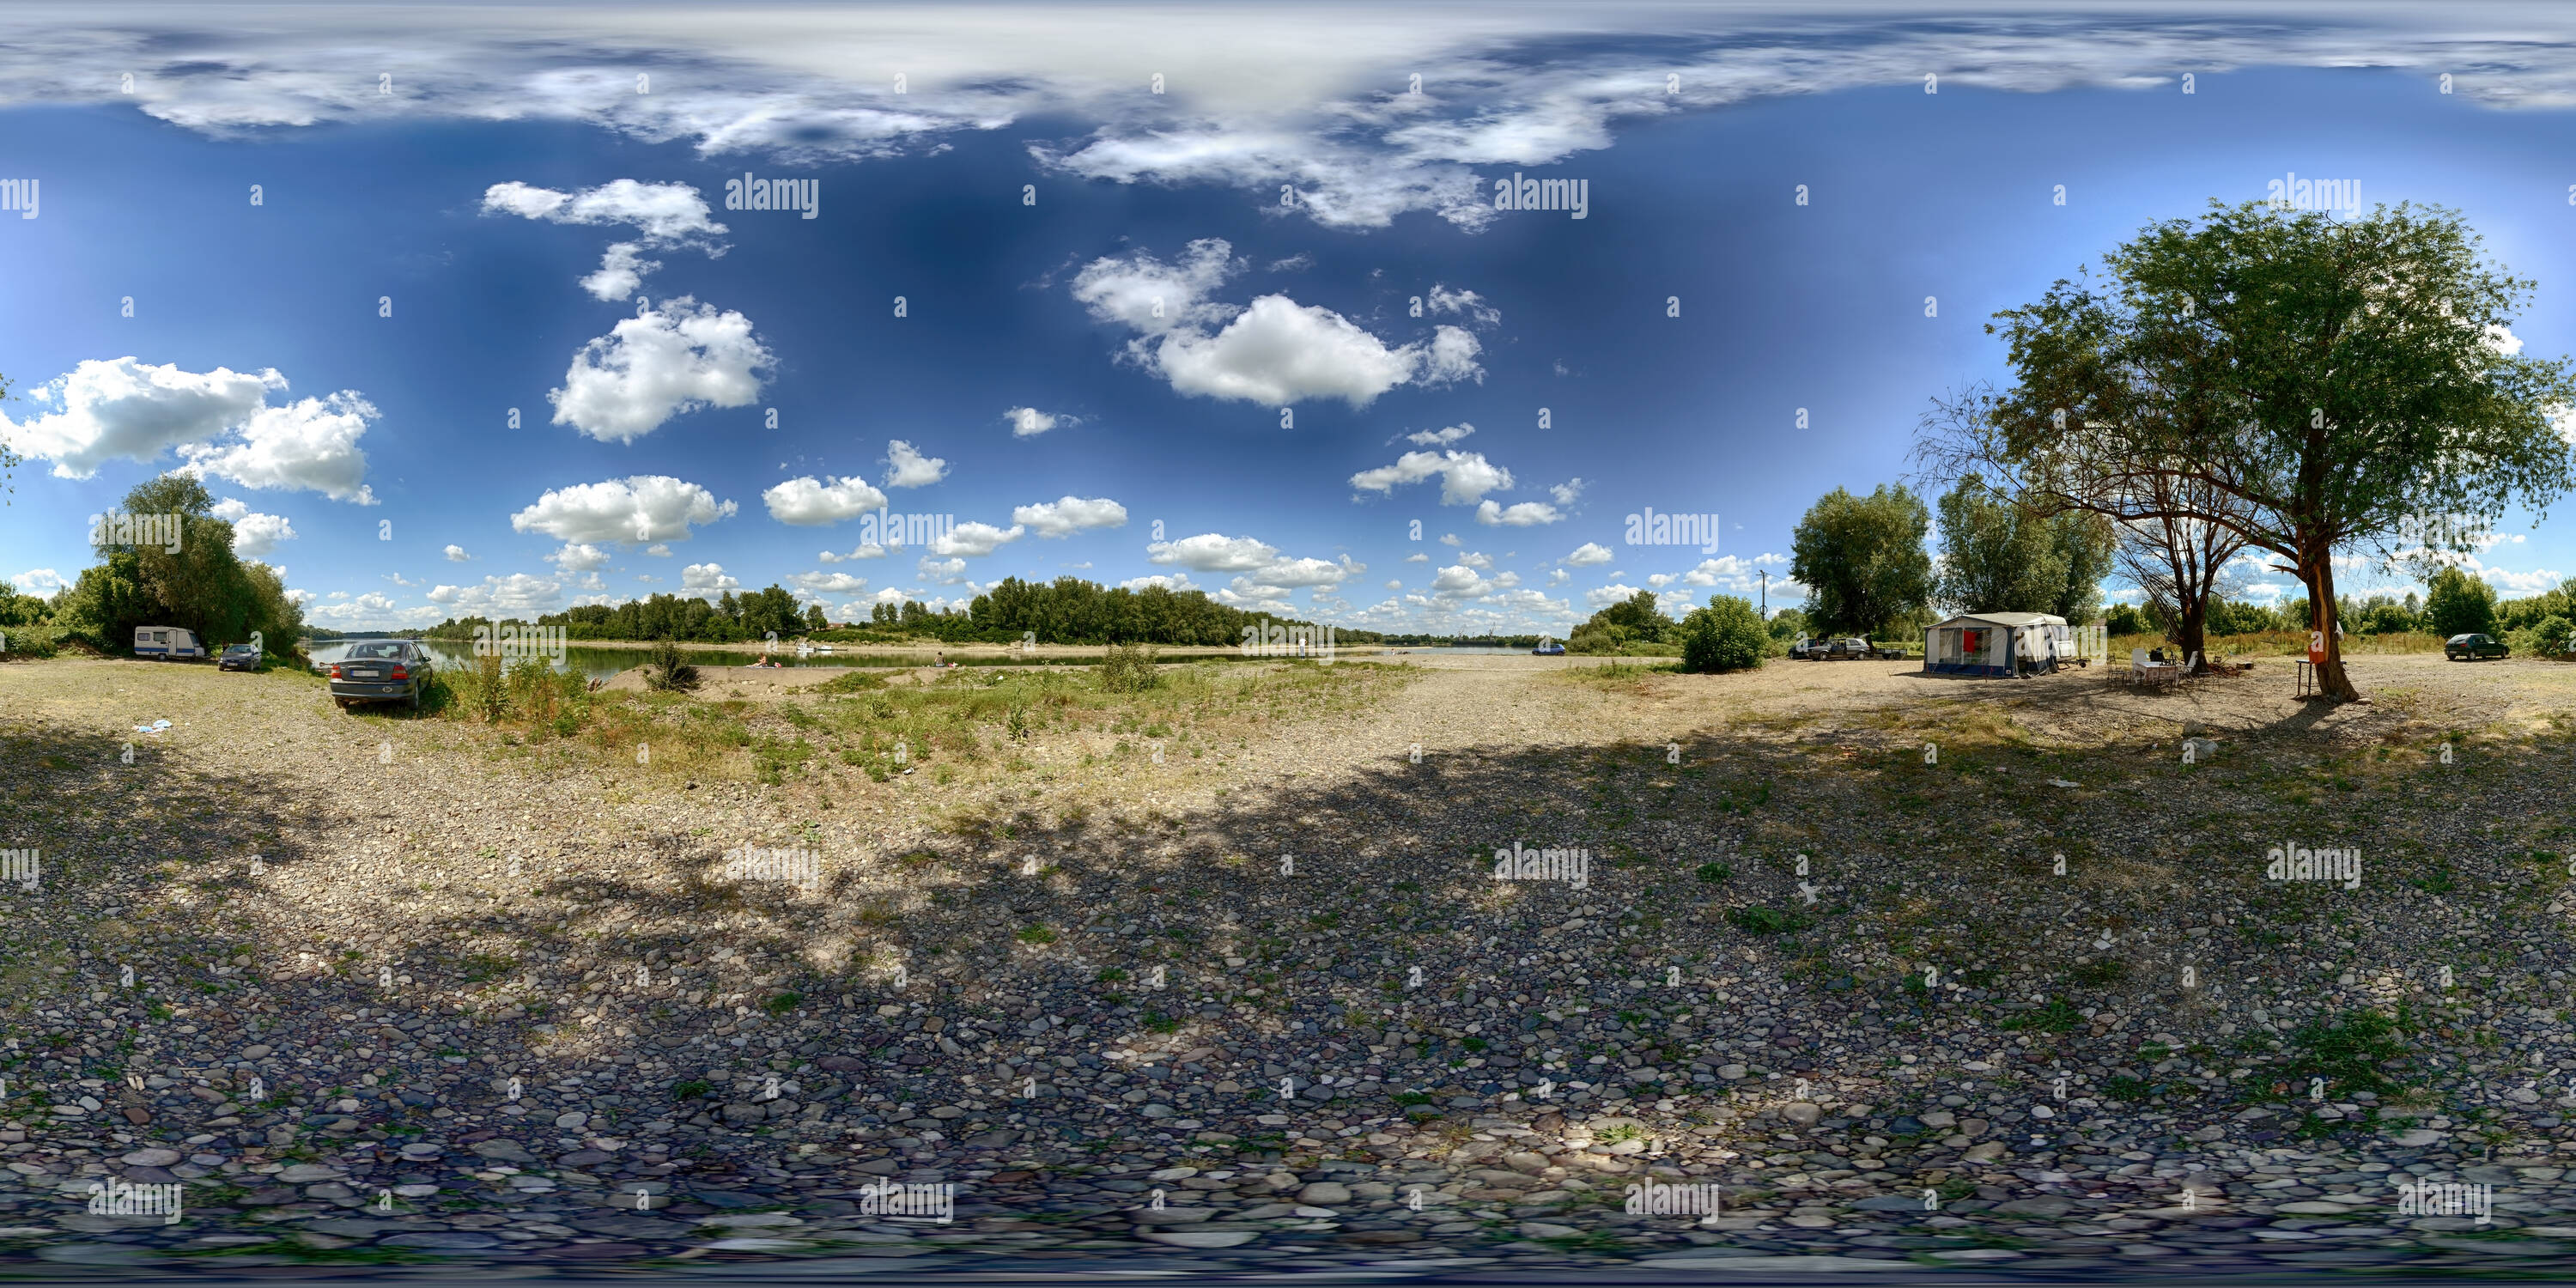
[{"x1": 3, "y1": 651, "x2": 2574, "y2": 1274}]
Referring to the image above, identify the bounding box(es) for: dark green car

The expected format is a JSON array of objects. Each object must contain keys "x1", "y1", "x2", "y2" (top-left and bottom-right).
[{"x1": 2445, "y1": 633, "x2": 2508, "y2": 661}]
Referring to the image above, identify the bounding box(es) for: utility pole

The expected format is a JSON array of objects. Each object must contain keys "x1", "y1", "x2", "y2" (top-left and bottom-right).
[{"x1": 1759, "y1": 569, "x2": 1769, "y2": 619}]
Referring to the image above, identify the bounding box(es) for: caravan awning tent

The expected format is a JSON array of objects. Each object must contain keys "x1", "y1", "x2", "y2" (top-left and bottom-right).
[{"x1": 1924, "y1": 611, "x2": 2069, "y2": 677}]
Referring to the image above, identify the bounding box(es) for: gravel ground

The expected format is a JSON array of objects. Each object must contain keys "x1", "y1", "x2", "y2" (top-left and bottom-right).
[{"x1": 3, "y1": 651, "x2": 2575, "y2": 1279}]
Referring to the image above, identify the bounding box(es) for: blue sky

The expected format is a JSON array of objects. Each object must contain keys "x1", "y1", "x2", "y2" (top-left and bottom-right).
[{"x1": 7, "y1": 4, "x2": 2576, "y2": 632}]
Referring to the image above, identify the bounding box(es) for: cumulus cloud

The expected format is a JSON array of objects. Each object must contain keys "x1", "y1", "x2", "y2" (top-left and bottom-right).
[
  {"x1": 580, "y1": 242, "x2": 659, "y2": 301},
  {"x1": 818, "y1": 543, "x2": 885, "y2": 563},
  {"x1": 443, "y1": 544, "x2": 471, "y2": 562},
  {"x1": 550, "y1": 297, "x2": 773, "y2": 442},
  {"x1": 546, "y1": 542, "x2": 611, "y2": 572},
  {"x1": 1012, "y1": 495, "x2": 1127, "y2": 538},
  {"x1": 1005, "y1": 406, "x2": 1076, "y2": 437},
  {"x1": 1405, "y1": 551, "x2": 1429, "y2": 562},
  {"x1": 1425, "y1": 283, "x2": 1500, "y2": 326},
  {"x1": 175, "y1": 392, "x2": 380, "y2": 503},
  {"x1": 763, "y1": 474, "x2": 890, "y2": 526},
  {"x1": 1584, "y1": 583, "x2": 1648, "y2": 609},
  {"x1": 1475, "y1": 498, "x2": 1560, "y2": 526},
  {"x1": 928, "y1": 521, "x2": 1023, "y2": 556},
  {"x1": 11, "y1": 568, "x2": 66, "y2": 595},
  {"x1": 788, "y1": 570, "x2": 869, "y2": 594},
  {"x1": 1148, "y1": 532, "x2": 1279, "y2": 573},
  {"x1": 1549, "y1": 478, "x2": 1585, "y2": 506},
  {"x1": 210, "y1": 497, "x2": 296, "y2": 556},
  {"x1": 679, "y1": 562, "x2": 740, "y2": 597},
  {"x1": 428, "y1": 573, "x2": 564, "y2": 618},
  {"x1": 1431, "y1": 564, "x2": 1493, "y2": 599},
  {"x1": 883, "y1": 440, "x2": 950, "y2": 488},
  {"x1": 1121, "y1": 573, "x2": 1198, "y2": 592},
  {"x1": 1350, "y1": 448, "x2": 1513, "y2": 505},
  {"x1": 1457, "y1": 550, "x2": 1493, "y2": 570},
  {"x1": 1, "y1": 357, "x2": 379, "y2": 501},
  {"x1": 511, "y1": 475, "x2": 737, "y2": 544},
  {"x1": 1564, "y1": 541, "x2": 1614, "y2": 565},
  {"x1": 1406, "y1": 422, "x2": 1473, "y2": 447},
  {"x1": 1073, "y1": 240, "x2": 1481, "y2": 407},
  {"x1": 483, "y1": 179, "x2": 724, "y2": 244},
  {"x1": 916, "y1": 555, "x2": 969, "y2": 581}
]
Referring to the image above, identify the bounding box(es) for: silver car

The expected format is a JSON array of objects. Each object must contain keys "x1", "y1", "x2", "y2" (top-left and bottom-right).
[{"x1": 328, "y1": 640, "x2": 433, "y2": 711}]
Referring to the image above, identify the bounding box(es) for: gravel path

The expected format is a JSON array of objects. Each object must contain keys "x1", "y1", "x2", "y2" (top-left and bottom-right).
[{"x1": 3, "y1": 653, "x2": 2573, "y2": 1279}]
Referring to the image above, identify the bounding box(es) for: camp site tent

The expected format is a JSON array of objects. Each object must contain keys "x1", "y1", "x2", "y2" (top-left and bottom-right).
[{"x1": 1924, "y1": 611, "x2": 2069, "y2": 677}]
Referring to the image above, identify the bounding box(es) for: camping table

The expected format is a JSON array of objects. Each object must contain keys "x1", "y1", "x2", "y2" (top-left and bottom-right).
[{"x1": 2295, "y1": 659, "x2": 2318, "y2": 698}]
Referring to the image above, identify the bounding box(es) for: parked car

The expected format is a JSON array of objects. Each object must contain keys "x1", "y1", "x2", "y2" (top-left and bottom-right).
[
  {"x1": 133, "y1": 625, "x2": 206, "y2": 659},
  {"x1": 1532, "y1": 636, "x2": 1565, "y2": 656},
  {"x1": 217, "y1": 643, "x2": 261, "y2": 671},
  {"x1": 328, "y1": 640, "x2": 434, "y2": 710},
  {"x1": 2445, "y1": 633, "x2": 2509, "y2": 661}
]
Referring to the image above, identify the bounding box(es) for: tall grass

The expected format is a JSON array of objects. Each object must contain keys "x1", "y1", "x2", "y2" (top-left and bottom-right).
[
  {"x1": 434, "y1": 655, "x2": 591, "y2": 735},
  {"x1": 2113, "y1": 629, "x2": 2447, "y2": 660}
]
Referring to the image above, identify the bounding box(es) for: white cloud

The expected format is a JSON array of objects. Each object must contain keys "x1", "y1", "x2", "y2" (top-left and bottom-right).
[
  {"x1": 1584, "y1": 583, "x2": 1648, "y2": 609},
  {"x1": 1475, "y1": 498, "x2": 1560, "y2": 526},
  {"x1": 1148, "y1": 532, "x2": 1278, "y2": 572},
  {"x1": 1074, "y1": 240, "x2": 1481, "y2": 406},
  {"x1": 1386, "y1": 579, "x2": 1403, "y2": 589},
  {"x1": 1005, "y1": 406, "x2": 1076, "y2": 437},
  {"x1": 883, "y1": 439, "x2": 950, "y2": 488},
  {"x1": 644, "y1": 544, "x2": 672, "y2": 556},
  {"x1": 929, "y1": 521, "x2": 1023, "y2": 556},
  {"x1": 428, "y1": 573, "x2": 565, "y2": 618},
  {"x1": 443, "y1": 544, "x2": 471, "y2": 562},
  {"x1": 763, "y1": 474, "x2": 890, "y2": 526},
  {"x1": 580, "y1": 242, "x2": 659, "y2": 301},
  {"x1": 679, "y1": 562, "x2": 740, "y2": 597},
  {"x1": 1, "y1": 357, "x2": 379, "y2": 502},
  {"x1": 1405, "y1": 551, "x2": 1429, "y2": 562},
  {"x1": 176, "y1": 392, "x2": 380, "y2": 503},
  {"x1": 550, "y1": 296, "x2": 773, "y2": 442},
  {"x1": 788, "y1": 570, "x2": 870, "y2": 594},
  {"x1": 1071, "y1": 238, "x2": 1239, "y2": 334},
  {"x1": 1121, "y1": 573, "x2": 1198, "y2": 592},
  {"x1": 547, "y1": 542, "x2": 611, "y2": 572},
  {"x1": 10, "y1": 568, "x2": 66, "y2": 595},
  {"x1": 1425, "y1": 283, "x2": 1500, "y2": 326},
  {"x1": 2486, "y1": 324, "x2": 2524, "y2": 356},
  {"x1": 1246, "y1": 554, "x2": 1361, "y2": 588},
  {"x1": 1406, "y1": 422, "x2": 1473, "y2": 447},
  {"x1": 1564, "y1": 541, "x2": 1613, "y2": 566},
  {"x1": 916, "y1": 555, "x2": 968, "y2": 581},
  {"x1": 511, "y1": 475, "x2": 738, "y2": 544},
  {"x1": 1012, "y1": 495, "x2": 1127, "y2": 538},
  {"x1": 1549, "y1": 477, "x2": 1585, "y2": 506},
  {"x1": 210, "y1": 498, "x2": 297, "y2": 556},
  {"x1": 818, "y1": 543, "x2": 885, "y2": 563},
  {"x1": 1349, "y1": 448, "x2": 1513, "y2": 504},
  {"x1": 1, "y1": 358, "x2": 280, "y2": 479},
  {"x1": 482, "y1": 179, "x2": 723, "y2": 244},
  {"x1": 1438, "y1": 532, "x2": 1461, "y2": 546},
  {"x1": 2484, "y1": 565, "x2": 2567, "y2": 594},
  {"x1": 1546, "y1": 568, "x2": 1569, "y2": 586},
  {"x1": 1458, "y1": 550, "x2": 1493, "y2": 569},
  {"x1": 1431, "y1": 564, "x2": 1492, "y2": 599}
]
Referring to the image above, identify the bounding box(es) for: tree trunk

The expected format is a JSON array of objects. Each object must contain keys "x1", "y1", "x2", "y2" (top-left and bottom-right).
[
  {"x1": 2302, "y1": 549, "x2": 2362, "y2": 701},
  {"x1": 2177, "y1": 601, "x2": 2208, "y2": 675}
]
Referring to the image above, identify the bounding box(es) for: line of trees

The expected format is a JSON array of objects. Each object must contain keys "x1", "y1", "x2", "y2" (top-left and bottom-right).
[
  {"x1": 966, "y1": 576, "x2": 1375, "y2": 646},
  {"x1": 420, "y1": 574, "x2": 1371, "y2": 648},
  {"x1": 1916, "y1": 199, "x2": 2576, "y2": 697}
]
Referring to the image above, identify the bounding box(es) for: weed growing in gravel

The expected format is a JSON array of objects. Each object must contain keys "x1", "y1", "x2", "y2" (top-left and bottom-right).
[{"x1": 2279, "y1": 1007, "x2": 2415, "y2": 1096}]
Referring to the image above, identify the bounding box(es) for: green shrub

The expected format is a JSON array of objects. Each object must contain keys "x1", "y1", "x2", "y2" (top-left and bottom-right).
[
  {"x1": 645, "y1": 638, "x2": 700, "y2": 691},
  {"x1": 1096, "y1": 642, "x2": 1161, "y2": 693},
  {"x1": 1680, "y1": 596, "x2": 1768, "y2": 673}
]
